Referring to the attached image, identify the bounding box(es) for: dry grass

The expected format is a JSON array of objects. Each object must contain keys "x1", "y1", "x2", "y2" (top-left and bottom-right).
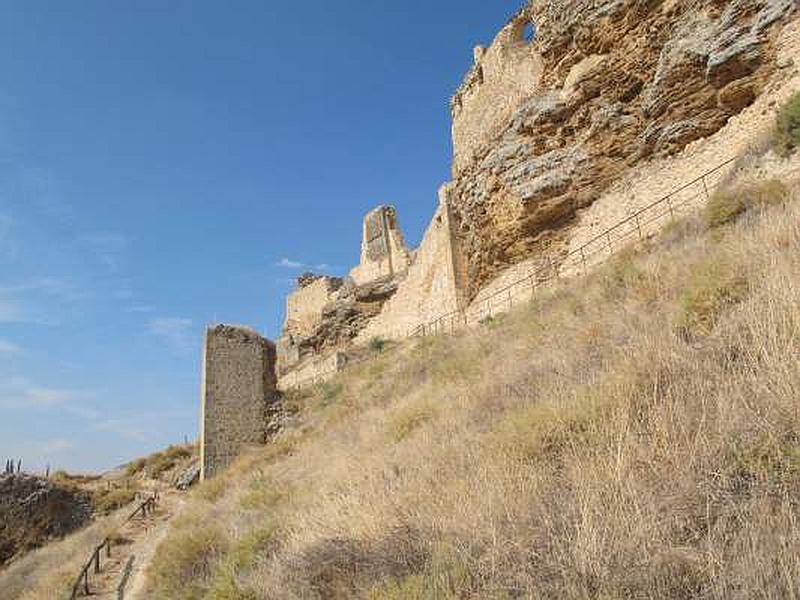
[
  {"x1": 0, "y1": 510, "x2": 128, "y2": 600},
  {"x1": 93, "y1": 486, "x2": 139, "y2": 515},
  {"x1": 144, "y1": 178, "x2": 800, "y2": 598},
  {"x1": 125, "y1": 443, "x2": 195, "y2": 479},
  {"x1": 704, "y1": 179, "x2": 790, "y2": 229}
]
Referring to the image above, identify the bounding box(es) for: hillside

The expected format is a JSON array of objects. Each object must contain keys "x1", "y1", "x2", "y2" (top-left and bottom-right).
[
  {"x1": 0, "y1": 473, "x2": 93, "y2": 568},
  {"x1": 0, "y1": 444, "x2": 198, "y2": 598},
  {"x1": 133, "y1": 161, "x2": 800, "y2": 598}
]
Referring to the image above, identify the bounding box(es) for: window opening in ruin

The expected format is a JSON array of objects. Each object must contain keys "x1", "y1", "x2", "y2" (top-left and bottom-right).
[{"x1": 524, "y1": 22, "x2": 537, "y2": 43}]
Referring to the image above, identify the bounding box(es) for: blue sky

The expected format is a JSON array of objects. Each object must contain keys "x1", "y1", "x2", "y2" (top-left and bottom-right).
[{"x1": 0, "y1": 0, "x2": 522, "y2": 473}]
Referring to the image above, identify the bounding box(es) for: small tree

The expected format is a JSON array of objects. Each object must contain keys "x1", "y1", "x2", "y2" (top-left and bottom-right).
[{"x1": 369, "y1": 337, "x2": 387, "y2": 354}]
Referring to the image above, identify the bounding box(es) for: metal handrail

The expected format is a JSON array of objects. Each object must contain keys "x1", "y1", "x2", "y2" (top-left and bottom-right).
[
  {"x1": 69, "y1": 492, "x2": 159, "y2": 599},
  {"x1": 410, "y1": 156, "x2": 737, "y2": 335},
  {"x1": 287, "y1": 156, "x2": 737, "y2": 388}
]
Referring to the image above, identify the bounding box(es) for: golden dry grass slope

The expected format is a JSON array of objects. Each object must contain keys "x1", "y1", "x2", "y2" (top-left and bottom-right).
[{"x1": 138, "y1": 167, "x2": 800, "y2": 599}]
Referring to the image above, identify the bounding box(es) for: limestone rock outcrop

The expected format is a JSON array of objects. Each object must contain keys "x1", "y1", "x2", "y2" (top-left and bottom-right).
[
  {"x1": 276, "y1": 205, "x2": 414, "y2": 379},
  {"x1": 448, "y1": 0, "x2": 796, "y2": 299}
]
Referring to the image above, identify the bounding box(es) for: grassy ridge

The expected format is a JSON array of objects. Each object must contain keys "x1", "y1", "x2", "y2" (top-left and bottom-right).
[{"x1": 143, "y1": 175, "x2": 800, "y2": 599}]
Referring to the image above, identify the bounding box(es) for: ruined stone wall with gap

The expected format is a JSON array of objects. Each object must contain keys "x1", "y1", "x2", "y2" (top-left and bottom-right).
[
  {"x1": 201, "y1": 325, "x2": 278, "y2": 479},
  {"x1": 284, "y1": 277, "x2": 342, "y2": 338},
  {"x1": 451, "y1": 11, "x2": 543, "y2": 176}
]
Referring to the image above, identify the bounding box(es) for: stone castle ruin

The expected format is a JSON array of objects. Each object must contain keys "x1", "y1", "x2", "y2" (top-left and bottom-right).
[
  {"x1": 200, "y1": 325, "x2": 278, "y2": 479},
  {"x1": 200, "y1": 1, "x2": 798, "y2": 476}
]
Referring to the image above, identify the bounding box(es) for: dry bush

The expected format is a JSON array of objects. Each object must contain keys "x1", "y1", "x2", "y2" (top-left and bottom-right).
[
  {"x1": 147, "y1": 444, "x2": 194, "y2": 478},
  {"x1": 93, "y1": 486, "x2": 138, "y2": 515},
  {"x1": 143, "y1": 180, "x2": 800, "y2": 599},
  {"x1": 705, "y1": 179, "x2": 790, "y2": 229},
  {"x1": 675, "y1": 255, "x2": 749, "y2": 337},
  {"x1": 148, "y1": 509, "x2": 230, "y2": 600}
]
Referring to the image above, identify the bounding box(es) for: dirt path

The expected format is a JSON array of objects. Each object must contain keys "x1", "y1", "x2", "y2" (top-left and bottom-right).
[
  {"x1": 81, "y1": 491, "x2": 184, "y2": 599},
  {"x1": 125, "y1": 494, "x2": 185, "y2": 600}
]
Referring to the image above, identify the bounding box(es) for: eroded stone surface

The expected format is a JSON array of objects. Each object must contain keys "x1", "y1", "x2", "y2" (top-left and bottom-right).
[
  {"x1": 201, "y1": 325, "x2": 278, "y2": 479},
  {"x1": 448, "y1": 0, "x2": 795, "y2": 300}
]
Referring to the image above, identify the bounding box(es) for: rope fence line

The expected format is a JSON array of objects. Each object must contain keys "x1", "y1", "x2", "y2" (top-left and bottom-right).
[
  {"x1": 287, "y1": 157, "x2": 737, "y2": 388},
  {"x1": 69, "y1": 492, "x2": 159, "y2": 600}
]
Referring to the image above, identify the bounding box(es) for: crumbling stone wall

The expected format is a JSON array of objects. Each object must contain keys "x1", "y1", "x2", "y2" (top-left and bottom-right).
[
  {"x1": 201, "y1": 325, "x2": 278, "y2": 480},
  {"x1": 284, "y1": 276, "x2": 343, "y2": 339},
  {"x1": 448, "y1": 0, "x2": 795, "y2": 301},
  {"x1": 356, "y1": 187, "x2": 468, "y2": 341},
  {"x1": 451, "y1": 10, "x2": 543, "y2": 176},
  {"x1": 350, "y1": 205, "x2": 411, "y2": 286},
  {"x1": 271, "y1": 0, "x2": 796, "y2": 390},
  {"x1": 277, "y1": 351, "x2": 345, "y2": 391}
]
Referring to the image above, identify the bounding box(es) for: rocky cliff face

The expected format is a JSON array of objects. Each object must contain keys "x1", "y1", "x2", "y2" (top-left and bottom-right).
[
  {"x1": 449, "y1": 0, "x2": 795, "y2": 300},
  {"x1": 277, "y1": 274, "x2": 401, "y2": 376},
  {"x1": 0, "y1": 474, "x2": 93, "y2": 566}
]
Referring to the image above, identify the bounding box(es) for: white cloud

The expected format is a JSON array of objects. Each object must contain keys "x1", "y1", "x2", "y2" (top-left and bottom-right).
[
  {"x1": 125, "y1": 304, "x2": 156, "y2": 314},
  {"x1": 276, "y1": 257, "x2": 332, "y2": 271},
  {"x1": 0, "y1": 214, "x2": 17, "y2": 261},
  {"x1": 93, "y1": 418, "x2": 149, "y2": 442},
  {"x1": 148, "y1": 317, "x2": 194, "y2": 355},
  {"x1": 277, "y1": 257, "x2": 304, "y2": 269},
  {"x1": 0, "y1": 297, "x2": 28, "y2": 323},
  {"x1": 39, "y1": 438, "x2": 75, "y2": 455},
  {"x1": 0, "y1": 276, "x2": 83, "y2": 303},
  {"x1": 0, "y1": 379, "x2": 90, "y2": 409},
  {"x1": 0, "y1": 277, "x2": 84, "y2": 324},
  {"x1": 23, "y1": 387, "x2": 81, "y2": 407},
  {"x1": 0, "y1": 339, "x2": 22, "y2": 355}
]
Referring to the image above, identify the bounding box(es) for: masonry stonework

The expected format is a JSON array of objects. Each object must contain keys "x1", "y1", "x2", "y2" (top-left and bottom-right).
[
  {"x1": 356, "y1": 187, "x2": 468, "y2": 342},
  {"x1": 349, "y1": 205, "x2": 411, "y2": 286},
  {"x1": 203, "y1": 2, "x2": 797, "y2": 405},
  {"x1": 201, "y1": 325, "x2": 278, "y2": 480},
  {"x1": 451, "y1": 10, "x2": 543, "y2": 176}
]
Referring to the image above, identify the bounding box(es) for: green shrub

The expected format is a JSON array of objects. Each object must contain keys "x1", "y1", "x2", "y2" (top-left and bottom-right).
[
  {"x1": 775, "y1": 91, "x2": 800, "y2": 156},
  {"x1": 367, "y1": 545, "x2": 473, "y2": 600},
  {"x1": 369, "y1": 336, "x2": 387, "y2": 354},
  {"x1": 94, "y1": 487, "x2": 138, "y2": 514},
  {"x1": 490, "y1": 387, "x2": 609, "y2": 462},
  {"x1": 194, "y1": 476, "x2": 228, "y2": 503},
  {"x1": 148, "y1": 444, "x2": 193, "y2": 479},
  {"x1": 240, "y1": 474, "x2": 287, "y2": 511},
  {"x1": 316, "y1": 381, "x2": 343, "y2": 407},
  {"x1": 149, "y1": 524, "x2": 229, "y2": 599},
  {"x1": 387, "y1": 403, "x2": 437, "y2": 442},
  {"x1": 206, "y1": 528, "x2": 275, "y2": 600},
  {"x1": 676, "y1": 258, "x2": 748, "y2": 336},
  {"x1": 705, "y1": 179, "x2": 790, "y2": 229},
  {"x1": 126, "y1": 458, "x2": 146, "y2": 477}
]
